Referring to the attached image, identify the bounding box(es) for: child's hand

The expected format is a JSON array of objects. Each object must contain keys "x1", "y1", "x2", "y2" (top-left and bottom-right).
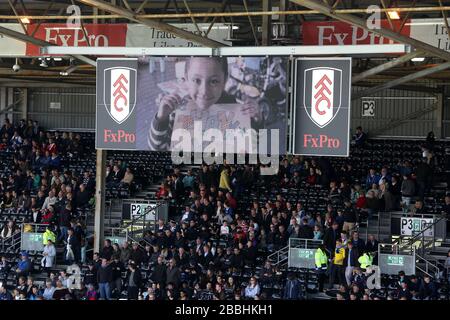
[
  {"x1": 156, "y1": 93, "x2": 182, "y2": 121},
  {"x1": 241, "y1": 100, "x2": 260, "y2": 121}
]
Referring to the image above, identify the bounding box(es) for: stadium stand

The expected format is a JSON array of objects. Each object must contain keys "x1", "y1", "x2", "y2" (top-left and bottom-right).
[{"x1": 0, "y1": 118, "x2": 449, "y2": 300}]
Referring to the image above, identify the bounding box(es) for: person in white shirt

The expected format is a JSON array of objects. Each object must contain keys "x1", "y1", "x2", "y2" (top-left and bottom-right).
[
  {"x1": 220, "y1": 221, "x2": 230, "y2": 236},
  {"x1": 41, "y1": 240, "x2": 56, "y2": 275},
  {"x1": 41, "y1": 190, "x2": 56, "y2": 210},
  {"x1": 244, "y1": 277, "x2": 260, "y2": 299},
  {"x1": 42, "y1": 280, "x2": 55, "y2": 300}
]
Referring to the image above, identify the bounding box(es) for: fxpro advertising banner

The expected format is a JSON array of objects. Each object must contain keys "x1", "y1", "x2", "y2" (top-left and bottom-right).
[
  {"x1": 96, "y1": 56, "x2": 288, "y2": 154},
  {"x1": 96, "y1": 58, "x2": 138, "y2": 150},
  {"x1": 292, "y1": 58, "x2": 351, "y2": 157}
]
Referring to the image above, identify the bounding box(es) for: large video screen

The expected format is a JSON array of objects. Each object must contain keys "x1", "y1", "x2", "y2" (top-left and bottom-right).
[{"x1": 96, "y1": 57, "x2": 288, "y2": 155}]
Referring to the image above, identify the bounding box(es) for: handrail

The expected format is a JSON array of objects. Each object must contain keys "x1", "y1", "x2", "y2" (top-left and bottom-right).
[
  {"x1": 416, "y1": 253, "x2": 440, "y2": 279},
  {"x1": 126, "y1": 234, "x2": 151, "y2": 250},
  {"x1": 267, "y1": 245, "x2": 289, "y2": 266}
]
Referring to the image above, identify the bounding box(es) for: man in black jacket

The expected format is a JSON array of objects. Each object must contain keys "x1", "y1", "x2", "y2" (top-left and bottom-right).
[
  {"x1": 323, "y1": 222, "x2": 340, "y2": 253},
  {"x1": 365, "y1": 234, "x2": 379, "y2": 265},
  {"x1": 127, "y1": 262, "x2": 142, "y2": 300},
  {"x1": 166, "y1": 259, "x2": 181, "y2": 289},
  {"x1": 65, "y1": 228, "x2": 80, "y2": 264},
  {"x1": 151, "y1": 256, "x2": 167, "y2": 288},
  {"x1": 130, "y1": 242, "x2": 144, "y2": 266},
  {"x1": 297, "y1": 218, "x2": 314, "y2": 239},
  {"x1": 110, "y1": 255, "x2": 124, "y2": 298},
  {"x1": 243, "y1": 241, "x2": 257, "y2": 267},
  {"x1": 101, "y1": 239, "x2": 114, "y2": 261},
  {"x1": 97, "y1": 258, "x2": 113, "y2": 300},
  {"x1": 342, "y1": 200, "x2": 358, "y2": 236},
  {"x1": 344, "y1": 241, "x2": 360, "y2": 286}
]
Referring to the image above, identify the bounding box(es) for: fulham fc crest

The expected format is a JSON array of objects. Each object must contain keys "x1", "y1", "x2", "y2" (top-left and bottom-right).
[
  {"x1": 303, "y1": 67, "x2": 342, "y2": 128},
  {"x1": 103, "y1": 67, "x2": 137, "y2": 124}
]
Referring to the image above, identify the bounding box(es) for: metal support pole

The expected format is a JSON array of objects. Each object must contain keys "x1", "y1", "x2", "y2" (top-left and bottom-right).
[
  {"x1": 436, "y1": 93, "x2": 443, "y2": 139},
  {"x1": 19, "y1": 88, "x2": 27, "y2": 120},
  {"x1": 0, "y1": 87, "x2": 6, "y2": 123},
  {"x1": 94, "y1": 149, "x2": 106, "y2": 253},
  {"x1": 7, "y1": 88, "x2": 13, "y2": 122},
  {"x1": 262, "y1": 0, "x2": 271, "y2": 46}
]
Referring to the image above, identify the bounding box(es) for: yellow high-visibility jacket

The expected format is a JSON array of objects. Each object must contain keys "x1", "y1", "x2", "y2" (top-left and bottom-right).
[
  {"x1": 315, "y1": 248, "x2": 328, "y2": 268},
  {"x1": 333, "y1": 247, "x2": 346, "y2": 265}
]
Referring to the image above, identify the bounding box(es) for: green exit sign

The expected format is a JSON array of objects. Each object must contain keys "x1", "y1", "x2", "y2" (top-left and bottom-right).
[
  {"x1": 298, "y1": 249, "x2": 314, "y2": 259},
  {"x1": 387, "y1": 255, "x2": 405, "y2": 266},
  {"x1": 30, "y1": 234, "x2": 43, "y2": 242}
]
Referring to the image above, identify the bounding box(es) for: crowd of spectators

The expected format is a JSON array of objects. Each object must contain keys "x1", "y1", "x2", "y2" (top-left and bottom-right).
[{"x1": 0, "y1": 119, "x2": 449, "y2": 300}]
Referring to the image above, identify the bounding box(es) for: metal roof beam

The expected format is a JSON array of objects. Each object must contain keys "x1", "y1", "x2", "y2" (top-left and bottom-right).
[
  {"x1": 0, "y1": 25, "x2": 96, "y2": 66},
  {"x1": 352, "y1": 51, "x2": 423, "y2": 83},
  {"x1": 290, "y1": 0, "x2": 450, "y2": 61},
  {"x1": 76, "y1": 0, "x2": 225, "y2": 48},
  {"x1": 354, "y1": 61, "x2": 450, "y2": 99}
]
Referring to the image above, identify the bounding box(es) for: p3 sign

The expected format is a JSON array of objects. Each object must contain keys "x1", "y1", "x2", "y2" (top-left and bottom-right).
[
  {"x1": 362, "y1": 100, "x2": 375, "y2": 117},
  {"x1": 292, "y1": 58, "x2": 351, "y2": 157},
  {"x1": 400, "y1": 217, "x2": 434, "y2": 237}
]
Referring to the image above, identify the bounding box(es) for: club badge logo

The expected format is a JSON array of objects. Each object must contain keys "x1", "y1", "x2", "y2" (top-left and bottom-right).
[
  {"x1": 303, "y1": 67, "x2": 342, "y2": 128},
  {"x1": 103, "y1": 67, "x2": 136, "y2": 124}
]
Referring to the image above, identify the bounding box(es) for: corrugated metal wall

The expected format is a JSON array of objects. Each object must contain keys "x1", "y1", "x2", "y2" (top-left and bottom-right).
[
  {"x1": 28, "y1": 88, "x2": 95, "y2": 129},
  {"x1": 24, "y1": 84, "x2": 442, "y2": 137},
  {"x1": 443, "y1": 97, "x2": 450, "y2": 138},
  {"x1": 351, "y1": 84, "x2": 440, "y2": 137}
]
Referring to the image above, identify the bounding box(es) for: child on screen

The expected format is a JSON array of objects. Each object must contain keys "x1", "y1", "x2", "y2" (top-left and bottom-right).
[{"x1": 148, "y1": 57, "x2": 260, "y2": 151}]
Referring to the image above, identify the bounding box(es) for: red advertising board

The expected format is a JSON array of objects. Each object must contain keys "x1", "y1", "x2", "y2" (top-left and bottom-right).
[
  {"x1": 25, "y1": 23, "x2": 128, "y2": 56},
  {"x1": 302, "y1": 20, "x2": 410, "y2": 45}
]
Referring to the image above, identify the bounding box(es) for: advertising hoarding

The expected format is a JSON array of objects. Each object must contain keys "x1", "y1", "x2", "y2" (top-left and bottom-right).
[{"x1": 292, "y1": 57, "x2": 351, "y2": 157}]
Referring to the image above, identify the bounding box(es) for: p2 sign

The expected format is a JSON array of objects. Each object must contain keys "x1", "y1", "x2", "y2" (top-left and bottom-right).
[{"x1": 292, "y1": 58, "x2": 351, "y2": 157}]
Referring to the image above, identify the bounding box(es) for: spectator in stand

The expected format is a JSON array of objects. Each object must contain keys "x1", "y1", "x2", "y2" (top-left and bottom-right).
[
  {"x1": 101, "y1": 239, "x2": 114, "y2": 261},
  {"x1": 42, "y1": 279, "x2": 56, "y2": 300},
  {"x1": 120, "y1": 167, "x2": 134, "y2": 188},
  {"x1": 41, "y1": 190, "x2": 56, "y2": 210},
  {"x1": 110, "y1": 254, "x2": 124, "y2": 298},
  {"x1": 415, "y1": 158, "x2": 433, "y2": 200},
  {"x1": 354, "y1": 126, "x2": 367, "y2": 147},
  {"x1": 76, "y1": 184, "x2": 90, "y2": 209},
  {"x1": 365, "y1": 169, "x2": 380, "y2": 189},
  {"x1": 401, "y1": 174, "x2": 416, "y2": 213},
  {"x1": 15, "y1": 252, "x2": 32, "y2": 279},
  {"x1": 82, "y1": 171, "x2": 95, "y2": 193},
  {"x1": 379, "y1": 167, "x2": 391, "y2": 186},
  {"x1": 126, "y1": 262, "x2": 142, "y2": 300},
  {"x1": 244, "y1": 277, "x2": 260, "y2": 299},
  {"x1": 344, "y1": 241, "x2": 360, "y2": 286},
  {"x1": 1, "y1": 220, "x2": 17, "y2": 239},
  {"x1": 97, "y1": 258, "x2": 113, "y2": 300},
  {"x1": 182, "y1": 169, "x2": 196, "y2": 191},
  {"x1": 41, "y1": 239, "x2": 56, "y2": 276},
  {"x1": 297, "y1": 218, "x2": 314, "y2": 239},
  {"x1": 65, "y1": 228, "x2": 80, "y2": 264},
  {"x1": 219, "y1": 166, "x2": 232, "y2": 193},
  {"x1": 328, "y1": 239, "x2": 346, "y2": 290},
  {"x1": 342, "y1": 200, "x2": 358, "y2": 235}
]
